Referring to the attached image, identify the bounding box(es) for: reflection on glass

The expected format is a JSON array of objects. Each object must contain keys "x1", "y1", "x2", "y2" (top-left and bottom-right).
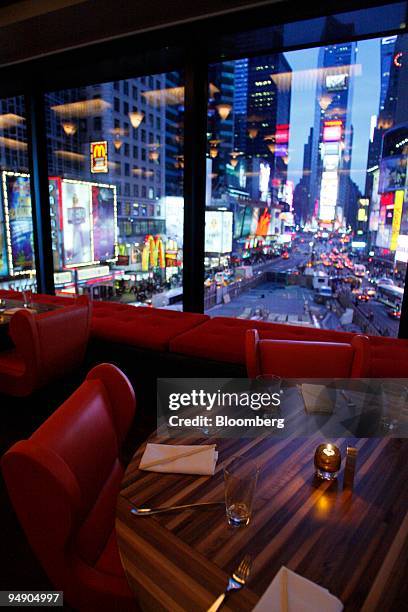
[
  {"x1": 380, "y1": 381, "x2": 408, "y2": 430},
  {"x1": 0, "y1": 96, "x2": 37, "y2": 293},
  {"x1": 204, "y1": 31, "x2": 408, "y2": 338},
  {"x1": 45, "y1": 72, "x2": 184, "y2": 306}
]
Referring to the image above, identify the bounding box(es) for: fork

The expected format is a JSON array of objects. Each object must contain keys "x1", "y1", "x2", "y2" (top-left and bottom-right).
[{"x1": 207, "y1": 555, "x2": 252, "y2": 612}]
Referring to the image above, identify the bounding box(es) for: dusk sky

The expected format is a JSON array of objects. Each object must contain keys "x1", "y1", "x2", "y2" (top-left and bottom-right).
[{"x1": 285, "y1": 37, "x2": 381, "y2": 192}]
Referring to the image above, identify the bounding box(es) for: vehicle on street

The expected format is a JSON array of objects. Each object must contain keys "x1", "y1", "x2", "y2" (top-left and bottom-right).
[
  {"x1": 354, "y1": 264, "x2": 366, "y2": 277},
  {"x1": 314, "y1": 286, "x2": 333, "y2": 304},
  {"x1": 377, "y1": 283, "x2": 404, "y2": 310}
]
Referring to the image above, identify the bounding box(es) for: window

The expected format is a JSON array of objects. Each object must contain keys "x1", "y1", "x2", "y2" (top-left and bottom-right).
[
  {"x1": 204, "y1": 30, "x2": 408, "y2": 338},
  {"x1": 0, "y1": 95, "x2": 36, "y2": 291},
  {"x1": 44, "y1": 71, "x2": 184, "y2": 306}
]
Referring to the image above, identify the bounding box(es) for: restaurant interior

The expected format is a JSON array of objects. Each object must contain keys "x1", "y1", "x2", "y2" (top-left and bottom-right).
[{"x1": 0, "y1": 1, "x2": 407, "y2": 610}]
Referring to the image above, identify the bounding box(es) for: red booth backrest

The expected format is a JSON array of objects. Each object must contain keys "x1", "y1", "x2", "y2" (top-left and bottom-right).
[
  {"x1": 9, "y1": 296, "x2": 91, "y2": 389},
  {"x1": 246, "y1": 329, "x2": 370, "y2": 378}
]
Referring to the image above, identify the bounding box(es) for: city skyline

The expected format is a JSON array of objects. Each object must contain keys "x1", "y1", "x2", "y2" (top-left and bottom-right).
[{"x1": 286, "y1": 37, "x2": 381, "y2": 194}]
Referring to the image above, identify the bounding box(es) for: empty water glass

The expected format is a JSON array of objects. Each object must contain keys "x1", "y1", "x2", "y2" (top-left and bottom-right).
[
  {"x1": 380, "y1": 382, "x2": 408, "y2": 431},
  {"x1": 224, "y1": 456, "x2": 259, "y2": 527},
  {"x1": 22, "y1": 290, "x2": 33, "y2": 309}
]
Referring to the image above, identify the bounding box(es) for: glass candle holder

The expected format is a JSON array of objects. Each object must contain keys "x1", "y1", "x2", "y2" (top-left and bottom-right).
[{"x1": 314, "y1": 443, "x2": 341, "y2": 480}]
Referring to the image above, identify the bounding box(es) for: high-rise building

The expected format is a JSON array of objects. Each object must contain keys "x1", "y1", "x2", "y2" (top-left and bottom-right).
[
  {"x1": 308, "y1": 41, "x2": 357, "y2": 227},
  {"x1": 293, "y1": 127, "x2": 313, "y2": 225},
  {"x1": 237, "y1": 52, "x2": 292, "y2": 204}
]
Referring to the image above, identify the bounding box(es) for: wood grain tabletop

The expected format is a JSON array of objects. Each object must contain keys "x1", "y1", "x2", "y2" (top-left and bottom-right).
[{"x1": 116, "y1": 434, "x2": 408, "y2": 612}]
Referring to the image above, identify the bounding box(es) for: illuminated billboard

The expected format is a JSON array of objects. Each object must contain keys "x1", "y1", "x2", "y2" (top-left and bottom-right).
[
  {"x1": 259, "y1": 162, "x2": 270, "y2": 201},
  {"x1": 379, "y1": 156, "x2": 407, "y2": 193},
  {"x1": 396, "y1": 234, "x2": 408, "y2": 263},
  {"x1": 323, "y1": 154, "x2": 339, "y2": 171},
  {"x1": 390, "y1": 190, "x2": 404, "y2": 251},
  {"x1": 323, "y1": 120, "x2": 342, "y2": 142},
  {"x1": 319, "y1": 171, "x2": 338, "y2": 221},
  {"x1": 0, "y1": 185, "x2": 8, "y2": 276},
  {"x1": 2, "y1": 172, "x2": 35, "y2": 275},
  {"x1": 275, "y1": 124, "x2": 290, "y2": 144},
  {"x1": 205, "y1": 210, "x2": 233, "y2": 253},
  {"x1": 92, "y1": 185, "x2": 117, "y2": 261},
  {"x1": 164, "y1": 196, "x2": 184, "y2": 246},
  {"x1": 61, "y1": 180, "x2": 93, "y2": 267},
  {"x1": 326, "y1": 74, "x2": 348, "y2": 91}
]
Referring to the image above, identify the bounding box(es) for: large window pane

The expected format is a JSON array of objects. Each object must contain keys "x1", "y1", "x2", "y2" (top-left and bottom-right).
[
  {"x1": 45, "y1": 72, "x2": 184, "y2": 307},
  {"x1": 0, "y1": 95, "x2": 37, "y2": 292},
  {"x1": 205, "y1": 30, "x2": 408, "y2": 338}
]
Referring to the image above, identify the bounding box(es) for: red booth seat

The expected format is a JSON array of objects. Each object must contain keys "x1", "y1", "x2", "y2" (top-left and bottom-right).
[
  {"x1": 169, "y1": 316, "x2": 352, "y2": 364},
  {"x1": 368, "y1": 335, "x2": 408, "y2": 377},
  {"x1": 91, "y1": 301, "x2": 208, "y2": 351}
]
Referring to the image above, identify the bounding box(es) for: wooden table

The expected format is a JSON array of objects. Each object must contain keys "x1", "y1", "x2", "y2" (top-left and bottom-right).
[{"x1": 116, "y1": 434, "x2": 408, "y2": 612}]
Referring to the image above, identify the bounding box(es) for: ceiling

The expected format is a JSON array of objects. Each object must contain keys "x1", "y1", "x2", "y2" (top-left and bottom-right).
[{"x1": 0, "y1": 0, "x2": 282, "y2": 67}]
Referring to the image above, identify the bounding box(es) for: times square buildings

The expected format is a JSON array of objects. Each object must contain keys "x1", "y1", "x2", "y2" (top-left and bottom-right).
[{"x1": 0, "y1": 31, "x2": 407, "y2": 293}]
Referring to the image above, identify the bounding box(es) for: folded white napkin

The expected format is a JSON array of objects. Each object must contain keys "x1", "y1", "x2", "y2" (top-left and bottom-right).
[
  {"x1": 301, "y1": 384, "x2": 334, "y2": 414},
  {"x1": 139, "y1": 443, "x2": 218, "y2": 475},
  {"x1": 253, "y1": 566, "x2": 343, "y2": 612}
]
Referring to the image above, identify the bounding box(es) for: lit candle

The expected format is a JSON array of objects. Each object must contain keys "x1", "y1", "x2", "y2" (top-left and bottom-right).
[{"x1": 314, "y1": 443, "x2": 341, "y2": 480}]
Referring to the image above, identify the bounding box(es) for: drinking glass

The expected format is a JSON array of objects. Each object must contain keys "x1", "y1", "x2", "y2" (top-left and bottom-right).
[
  {"x1": 224, "y1": 456, "x2": 259, "y2": 527},
  {"x1": 22, "y1": 290, "x2": 33, "y2": 309},
  {"x1": 380, "y1": 382, "x2": 408, "y2": 431}
]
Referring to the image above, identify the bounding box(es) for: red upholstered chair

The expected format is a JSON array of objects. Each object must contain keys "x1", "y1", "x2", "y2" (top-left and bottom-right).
[
  {"x1": 246, "y1": 329, "x2": 370, "y2": 378},
  {"x1": 0, "y1": 296, "x2": 92, "y2": 396},
  {"x1": 1, "y1": 363, "x2": 137, "y2": 612}
]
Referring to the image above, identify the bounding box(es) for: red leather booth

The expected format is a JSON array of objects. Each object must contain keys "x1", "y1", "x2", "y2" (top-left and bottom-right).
[
  {"x1": 0, "y1": 295, "x2": 92, "y2": 396},
  {"x1": 1, "y1": 363, "x2": 138, "y2": 612},
  {"x1": 245, "y1": 328, "x2": 370, "y2": 378}
]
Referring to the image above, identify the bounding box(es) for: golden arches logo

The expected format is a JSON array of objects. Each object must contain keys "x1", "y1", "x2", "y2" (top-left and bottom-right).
[
  {"x1": 92, "y1": 143, "x2": 106, "y2": 158},
  {"x1": 91, "y1": 141, "x2": 108, "y2": 173},
  {"x1": 142, "y1": 234, "x2": 165, "y2": 271}
]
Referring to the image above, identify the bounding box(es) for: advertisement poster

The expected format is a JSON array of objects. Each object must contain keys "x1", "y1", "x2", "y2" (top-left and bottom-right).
[
  {"x1": 0, "y1": 191, "x2": 8, "y2": 276},
  {"x1": 92, "y1": 185, "x2": 116, "y2": 261},
  {"x1": 205, "y1": 211, "x2": 233, "y2": 253},
  {"x1": 379, "y1": 156, "x2": 407, "y2": 193},
  {"x1": 49, "y1": 177, "x2": 62, "y2": 270},
  {"x1": 4, "y1": 173, "x2": 35, "y2": 273},
  {"x1": 61, "y1": 180, "x2": 93, "y2": 267}
]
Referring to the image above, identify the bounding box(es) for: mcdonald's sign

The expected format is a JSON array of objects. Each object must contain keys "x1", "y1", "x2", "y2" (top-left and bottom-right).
[{"x1": 90, "y1": 141, "x2": 108, "y2": 173}]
